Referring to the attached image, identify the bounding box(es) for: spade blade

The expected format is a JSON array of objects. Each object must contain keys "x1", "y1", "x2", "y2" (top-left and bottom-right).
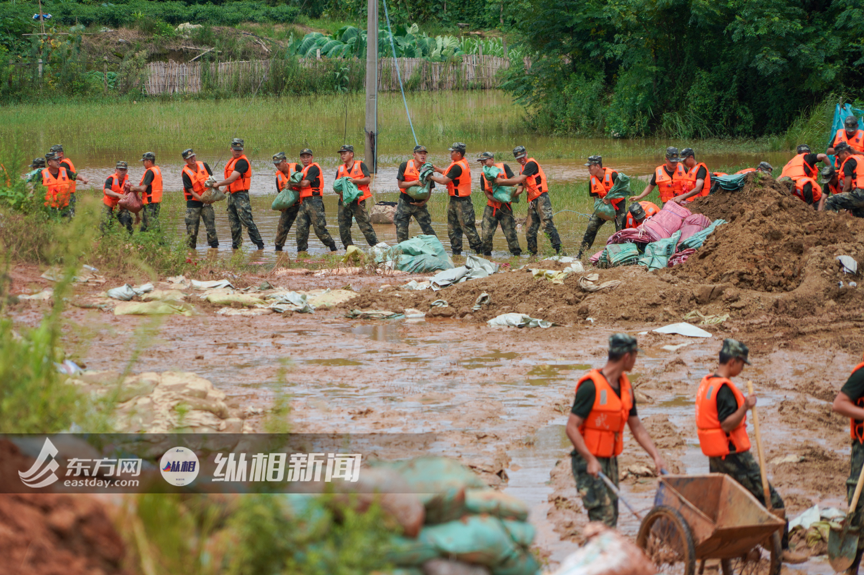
[{"x1": 829, "y1": 520, "x2": 860, "y2": 572}]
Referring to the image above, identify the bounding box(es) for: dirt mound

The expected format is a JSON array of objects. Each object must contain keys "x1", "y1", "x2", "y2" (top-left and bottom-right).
[
  {"x1": 679, "y1": 174, "x2": 864, "y2": 294},
  {"x1": 0, "y1": 441, "x2": 127, "y2": 575}
]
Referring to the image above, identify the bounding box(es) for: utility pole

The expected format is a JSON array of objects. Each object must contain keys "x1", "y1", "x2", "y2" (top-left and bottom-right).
[{"x1": 364, "y1": 0, "x2": 378, "y2": 173}]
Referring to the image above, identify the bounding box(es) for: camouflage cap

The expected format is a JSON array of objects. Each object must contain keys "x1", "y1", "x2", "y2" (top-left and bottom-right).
[
  {"x1": 796, "y1": 144, "x2": 811, "y2": 154},
  {"x1": 45, "y1": 151, "x2": 59, "y2": 161},
  {"x1": 819, "y1": 165, "x2": 837, "y2": 184},
  {"x1": 665, "y1": 147, "x2": 680, "y2": 161},
  {"x1": 609, "y1": 333, "x2": 640, "y2": 355},
  {"x1": 231, "y1": 138, "x2": 244, "y2": 150},
  {"x1": 182, "y1": 148, "x2": 196, "y2": 160},
  {"x1": 584, "y1": 155, "x2": 602, "y2": 166},
  {"x1": 448, "y1": 142, "x2": 467, "y2": 154},
  {"x1": 116, "y1": 161, "x2": 128, "y2": 170},
  {"x1": 628, "y1": 202, "x2": 646, "y2": 219},
  {"x1": 49, "y1": 144, "x2": 64, "y2": 153},
  {"x1": 757, "y1": 161, "x2": 774, "y2": 174},
  {"x1": 299, "y1": 148, "x2": 313, "y2": 156},
  {"x1": 680, "y1": 147, "x2": 695, "y2": 159},
  {"x1": 836, "y1": 142, "x2": 852, "y2": 154},
  {"x1": 272, "y1": 151, "x2": 287, "y2": 164},
  {"x1": 140, "y1": 151, "x2": 156, "y2": 162},
  {"x1": 476, "y1": 151, "x2": 495, "y2": 162},
  {"x1": 721, "y1": 338, "x2": 751, "y2": 364},
  {"x1": 845, "y1": 115, "x2": 859, "y2": 129},
  {"x1": 338, "y1": 144, "x2": 354, "y2": 153},
  {"x1": 31, "y1": 157, "x2": 46, "y2": 168},
  {"x1": 413, "y1": 145, "x2": 428, "y2": 153},
  {"x1": 512, "y1": 145, "x2": 527, "y2": 159}
]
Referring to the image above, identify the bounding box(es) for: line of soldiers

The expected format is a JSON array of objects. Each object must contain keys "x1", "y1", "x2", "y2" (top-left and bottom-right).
[{"x1": 566, "y1": 335, "x2": 815, "y2": 565}]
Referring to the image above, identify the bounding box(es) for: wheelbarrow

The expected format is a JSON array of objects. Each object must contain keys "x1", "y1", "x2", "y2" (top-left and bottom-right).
[{"x1": 636, "y1": 474, "x2": 785, "y2": 575}]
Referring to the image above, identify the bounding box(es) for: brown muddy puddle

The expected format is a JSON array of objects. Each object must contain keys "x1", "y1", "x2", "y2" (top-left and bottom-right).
[{"x1": 61, "y1": 301, "x2": 845, "y2": 570}]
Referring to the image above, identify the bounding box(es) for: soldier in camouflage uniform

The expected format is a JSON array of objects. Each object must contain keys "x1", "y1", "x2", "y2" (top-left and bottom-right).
[
  {"x1": 180, "y1": 148, "x2": 219, "y2": 250},
  {"x1": 477, "y1": 151, "x2": 521, "y2": 256},
  {"x1": 271, "y1": 152, "x2": 302, "y2": 252},
  {"x1": 429, "y1": 142, "x2": 483, "y2": 256},
  {"x1": 507, "y1": 146, "x2": 561, "y2": 255},
  {"x1": 295, "y1": 148, "x2": 338, "y2": 253},
  {"x1": 334, "y1": 144, "x2": 378, "y2": 249},
  {"x1": 833, "y1": 355, "x2": 864, "y2": 574},
  {"x1": 212, "y1": 138, "x2": 264, "y2": 250},
  {"x1": 395, "y1": 144, "x2": 437, "y2": 243},
  {"x1": 567, "y1": 334, "x2": 667, "y2": 527},
  {"x1": 695, "y1": 339, "x2": 806, "y2": 564}
]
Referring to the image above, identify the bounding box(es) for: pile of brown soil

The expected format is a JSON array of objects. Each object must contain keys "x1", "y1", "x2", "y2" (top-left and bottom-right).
[{"x1": 0, "y1": 441, "x2": 127, "y2": 575}]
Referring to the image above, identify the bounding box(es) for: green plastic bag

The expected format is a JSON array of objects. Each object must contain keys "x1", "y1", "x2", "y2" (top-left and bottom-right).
[
  {"x1": 334, "y1": 176, "x2": 363, "y2": 204},
  {"x1": 418, "y1": 516, "x2": 518, "y2": 568},
  {"x1": 464, "y1": 490, "x2": 529, "y2": 521},
  {"x1": 483, "y1": 165, "x2": 520, "y2": 204},
  {"x1": 271, "y1": 188, "x2": 299, "y2": 211},
  {"x1": 593, "y1": 172, "x2": 632, "y2": 220},
  {"x1": 404, "y1": 185, "x2": 431, "y2": 201}
]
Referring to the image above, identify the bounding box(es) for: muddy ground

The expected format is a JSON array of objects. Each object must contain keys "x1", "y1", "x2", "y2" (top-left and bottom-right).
[{"x1": 7, "y1": 176, "x2": 864, "y2": 572}]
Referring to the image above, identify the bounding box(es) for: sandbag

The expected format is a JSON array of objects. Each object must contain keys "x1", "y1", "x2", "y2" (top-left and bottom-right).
[
  {"x1": 677, "y1": 213, "x2": 711, "y2": 245},
  {"x1": 371, "y1": 202, "x2": 398, "y2": 224},
  {"x1": 389, "y1": 236, "x2": 454, "y2": 274},
  {"x1": 418, "y1": 516, "x2": 518, "y2": 569},
  {"x1": 679, "y1": 219, "x2": 726, "y2": 250},
  {"x1": 638, "y1": 231, "x2": 681, "y2": 271},
  {"x1": 200, "y1": 187, "x2": 226, "y2": 204},
  {"x1": 386, "y1": 536, "x2": 440, "y2": 567},
  {"x1": 334, "y1": 176, "x2": 363, "y2": 204},
  {"x1": 547, "y1": 523, "x2": 654, "y2": 575},
  {"x1": 405, "y1": 186, "x2": 432, "y2": 201},
  {"x1": 604, "y1": 243, "x2": 640, "y2": 267},
  {"x1": 642, "y1": 201, "x2": 690, "y2": 239},
  {"x1": 113, "y1": 300, "x2": 197, "y2": 316},
  {"x1": 492, "y1": 187, "x2": 519, "y2": 204},
  {"x1": 592, "y1": 173, "x2": 632, "y2": 220},
  {"x1": 464, "y1": 491, "x2": 529, "y2": 522},
  {"x1": 493, "y1": 549, "x2": 541, "y2": 575},
  {"x1": 272, "y1": 187, "x2": 299, "y2": 211},
  {"x1": 118, "y1": 189, "x2": 143, "y2": 213}
]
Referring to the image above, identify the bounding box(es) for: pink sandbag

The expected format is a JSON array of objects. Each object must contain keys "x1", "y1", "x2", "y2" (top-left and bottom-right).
[
  {"x1": 589, "y1": 249, "x2": 605, "y2": 263},
  {"x1": 678, "y1": 213, "x2": 711, "y2": 245},
  {"x1": 642, "y1": 201, "x2": 691, "y2": 239},
  {"x1": 668, "y1": 248, "x2": 696, "y2": 267},
  {"x1": 606, "y1": 228, "x2": 651, "y2": 245}
]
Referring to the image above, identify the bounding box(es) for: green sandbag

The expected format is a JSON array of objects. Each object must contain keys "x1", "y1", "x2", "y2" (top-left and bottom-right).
[
  {"x1": 464, "y1": 490, "x2": 529, "y2": 521},
  {"x1": 593, "y1": 198, "x2": 618, "y2": 221},
  {"x1": 333, "y1": 176, "x2": 363, "y2": 204},
  {"x1": 418, "y1": 516, "x2": 517, "y2": 568},
  {"x1": 272, "y1": 187, "x2": 299, "y2": 211},
  {"x1": 391, "y1": 236, "x2": 454, "y2": 275},
  {"x1": 405, "y1": 185, "x2": 431, "y2": 201},
  {"x1": 638, "y1": 231, "x2": 681, "y2": 270},
  {"x1": 493, "y1": 549, "x2": 542, "y2": 575},
  {"x1": 493, "y1": 187, "x2": 519, "y2": 204},
  {"x1": 385, "y1": 536, "x2": 439, "y2": 567},
  {"x1": 593, "y1": 172, "x2": 632, "y2": 220},
  {"x1": 501, "y1": 519, "x2": 535, "y2": 549}
]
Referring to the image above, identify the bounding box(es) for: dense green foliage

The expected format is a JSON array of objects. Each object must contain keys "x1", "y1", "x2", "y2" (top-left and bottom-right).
[
  {"x1": 322, "y1": 0, "x2": 522, "y2": 31},
  {"x1": 503, "y1": 0, "x2": 864, "y2": 138}
]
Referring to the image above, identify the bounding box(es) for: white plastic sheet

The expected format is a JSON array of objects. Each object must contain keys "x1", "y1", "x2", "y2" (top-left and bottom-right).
[
  {"x1": 487, "y1": 313, "x2": 553, "y2": 328},
  {"x1": 653, "y1": 322, "x2": 712, "y2": 338},
  {"x1": 107, "y1": 283, "x2": 154, "y2": 301}
]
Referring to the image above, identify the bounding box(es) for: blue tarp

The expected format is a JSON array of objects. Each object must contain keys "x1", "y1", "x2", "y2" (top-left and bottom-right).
[{"x1": 828, "y1": 103, "x2": 864, "y2": 165}]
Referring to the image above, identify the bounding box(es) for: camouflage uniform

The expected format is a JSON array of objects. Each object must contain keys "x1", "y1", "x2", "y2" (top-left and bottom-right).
[
  {"x1": 296, "y1": 197, "x2": 337, "y2": 253},
  {"x1": 185, "y1": 204, "x2": 219, "y2": 249},
  {"x1": 338, "y1": 198, "x2": 378, "y2": 248},
  {"x1": 525, "y1": 192, "x2": 562, "y2": 254},
  {"x1": 101, "y1": 204, "x2": 133, "y2": 234},
  {"x1": 826, "y1": 188, "x2": 864, "y2": 214},
  {"x1": 571, "y1": 453, "x2": 619, "y2": 527},
  {"x1": 447, "y1": 196, "x2": 483, "y2": 254},
  {"x1": 140, "y1": 203, "x2": 161, "y2": 233},
  {"x1": 226, "y1": 191, "x2": 264, "y2": 249},
  {"x1": 66, "y1": 193, "x2": 77, "y2": 218},
  {"x1": 481, "y1": 203, "x2": 521, "y2": 256},
  {"x1": 580, "y1": 202, "x2": 626, "y2": 255},
  {"x1": 275, "y1": 203, "x2": 301, "y2": 250},
  {"x1": 849, "y1": 441, "x2": 864, "y2": 551},
  {"x1": 394, "y1": 195, "x2": 436, "y2": 243}
]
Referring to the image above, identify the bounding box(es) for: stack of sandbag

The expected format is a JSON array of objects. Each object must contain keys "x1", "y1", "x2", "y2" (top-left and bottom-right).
[
  {"x1": 380, "y1": 457, "x2": 540, "y2": 575},
  {"x1": 597, "y1": 243, "x2": 640, "y2": 268},
  {"x1": 638, "y1": 231, "x2": 681, "y2": 271},
  {"x1": 640, "y1": 200, "x2": 690, "y2": 241},
  {"x1": 676, "y1": 213, "x2": 711, "y2": 246}
]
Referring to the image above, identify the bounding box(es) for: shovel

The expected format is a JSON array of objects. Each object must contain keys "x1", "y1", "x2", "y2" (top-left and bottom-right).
[
  {"x1": 829, "y1": 460, "x2": 864, "y2": 572},
  {"x1": 598, "y1": 471, "x2": 641, "y2": 520},
  {"x1": 747, "y1": 380, "x2": 784, "y2": 557}
]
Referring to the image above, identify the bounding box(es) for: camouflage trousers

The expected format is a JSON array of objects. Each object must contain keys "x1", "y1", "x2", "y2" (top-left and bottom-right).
[
  {"x1": 826, "y1": 188, "x2": 864, "y2": 214},
  {"x1": 338, "y1": 198, "x2": 378, "y2": 248},
  {"x1": 394, "y1": 194, "x2": 436, "y2": 243},
  {"x1": 226, "y1": 191, "x2": 263, "y2": 249},
  {"x1": 571, "y1": 453, "x2": 619, "y2": 527},
  {"x1": 101, "y1": 204, "x2": 133, "y2": 235},
  {"x1": 480, "y1": 204, "x2": 521, "y2": 256},
  {"x1": 710, "y1": 451, "x2": 789, "y2": 548},
  {"x1": 848, "y1": 441, "x2": 864, "y2": 556},
  {"x1": 185, "y1": 204, "x2": 219, "y2": 249},
  {"x1": 580, "y1": 201, "x2": 625, "y2": 254},
  {"x1": 526, "y1": 192, "x2": 561, "y2": 254},
  {"x1": 66, "y1": 193, "x2": 77, "y2": 218},
  {"x1": 274, "y1": 203, "x2": 301, "y2": 250},
  {"x1": 296, "y1": 196, "x2": 337, "y2": 253},
  {"x1": 140, "y1": 203, "x2": 161, "y2": 233},
  {"x1": 447, "y1": 196, "x2": 483, "y2": 255}
]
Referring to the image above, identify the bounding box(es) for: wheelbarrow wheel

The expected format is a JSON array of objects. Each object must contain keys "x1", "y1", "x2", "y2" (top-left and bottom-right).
[
  {"x1": 637, "y1": 505, "x2": 697, "y2": 575},
  {"x1": 720, "y1": 531, "x2": 781, "y2": 575}
]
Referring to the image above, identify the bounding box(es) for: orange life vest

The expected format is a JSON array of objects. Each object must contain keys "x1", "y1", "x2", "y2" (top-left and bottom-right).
[
  {"x1": 483, "y1": 162, "x2": 508, "y2": 210},
  {"x1": 41, "y1": 167, "x2": 72, "y2": 209},
  {"x1": 59, "y1": 157, "x2": 77, "y2": 194},
  {"x1": 336, "y1": 161, "x2": 372, "y2": 202},
  {"x1": 140, "y1": 165, "x2": 163, "y2": 205},
  {"x1": 521, "y1": 158, "x2": 548, "y2": 202},
  {"x1": 713, "y1": 172, "x2": 729, "y2": 177},
  {"x1": 682, "y1": 162, "x2": 711, "y2": 201},
  {"x1": 575, "y1": 369, "x2": 633, "y2": 458},
  {"x1": 625, "y1": 201, "x2": 660, "y2": 229},
  {"x1": 224, "y1": 154, "x2": 251, "y2": 193},
  {"x1": 834, "y1": 129, "x2": 864, "y2": 168},
  {"x1": 300, "y1": 162, "x2": 323, "y2": 199},
  {"x1": 276, "y1": 164, "x2": 302, "y2": 205},
  {"x1": 695, "y1": 375, "x2": 751, "y2": 458},
  {"x1": 841, "y1": 156, "x2": 862, "y2": 191},
  {"x1": 780, "y1": 153, "x2": 817, "y2": 181},
  {"x1": 849, "y1": 362, "x2": 864, "y2": 443},
  {"x1": 827, "y1": 179, "x2": 843, "y2": 196},
  {"x1": 182, "y1": 161, "x2": 209, "y2": 201},
  {"x1": 103, "y1": 172, "x2": 129, "y2": 208},
  {"x1": 590, "y1": 167, "x2": 623, "y2": 210},
  {"x1": 735, "y1": 168, "x2": 756, "y2": 175},
  {"x1": 792, "y1": 177, "x2": 822, "y2": 205},
  {"x1": 654, "y1": 164, "x2": 687, "y2": 203},
  {"x1": 445, "y1": 158, "x2": 472, "y2": 197}
]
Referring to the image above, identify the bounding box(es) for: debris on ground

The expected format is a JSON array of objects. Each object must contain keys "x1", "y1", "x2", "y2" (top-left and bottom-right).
[
  {"x1": 346, "y1": 309, "x2": 405, "y2": 320},
  {"x1": 544, "y1": 523, "x2": 653, "y2": 575},
  {"x1": 191, "y1": 279, "x2": 234, "y2": 290},
  {"x1": 653, "y1": 322, "x2": 712, "y2": 338},
  {"x1": 41, "y1": 265, "x2": 105, "y2": 284},
  {"x1": 578, "y1": 274, "x2": 621, "y2": 292},
  {"x1": 682, "y1": 309, "x2": 729, "y2": 325},
  {"x1": 431, "y1": 256, "x2": 498, "y2": 290},
  {"x1": 106, "y1": 283, "x2": 154, "y2": 301},
  {"x1": 18, "y1": 288, "x2": 54, "y2": 300},
  {"x1": 113, "y1": 300, "x2": 197, "y2": 316},
  {"x1": 487, "y1": 313, "x2": 554, "y2": 328},
  {"x1": 268, "y1": 291, "x2": 314, "y2": 313}
]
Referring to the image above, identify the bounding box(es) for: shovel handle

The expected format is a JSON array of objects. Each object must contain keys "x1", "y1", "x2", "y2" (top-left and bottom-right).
[
  {"x1": 850, "y1": 457, "x2": 864, "y2": 513},
  {"x1": 747, "y1": 380, "x2": 773, "y2": 511},
  {"x1": 599, "y1": 471, "x2": 642, "y2": 520}
]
